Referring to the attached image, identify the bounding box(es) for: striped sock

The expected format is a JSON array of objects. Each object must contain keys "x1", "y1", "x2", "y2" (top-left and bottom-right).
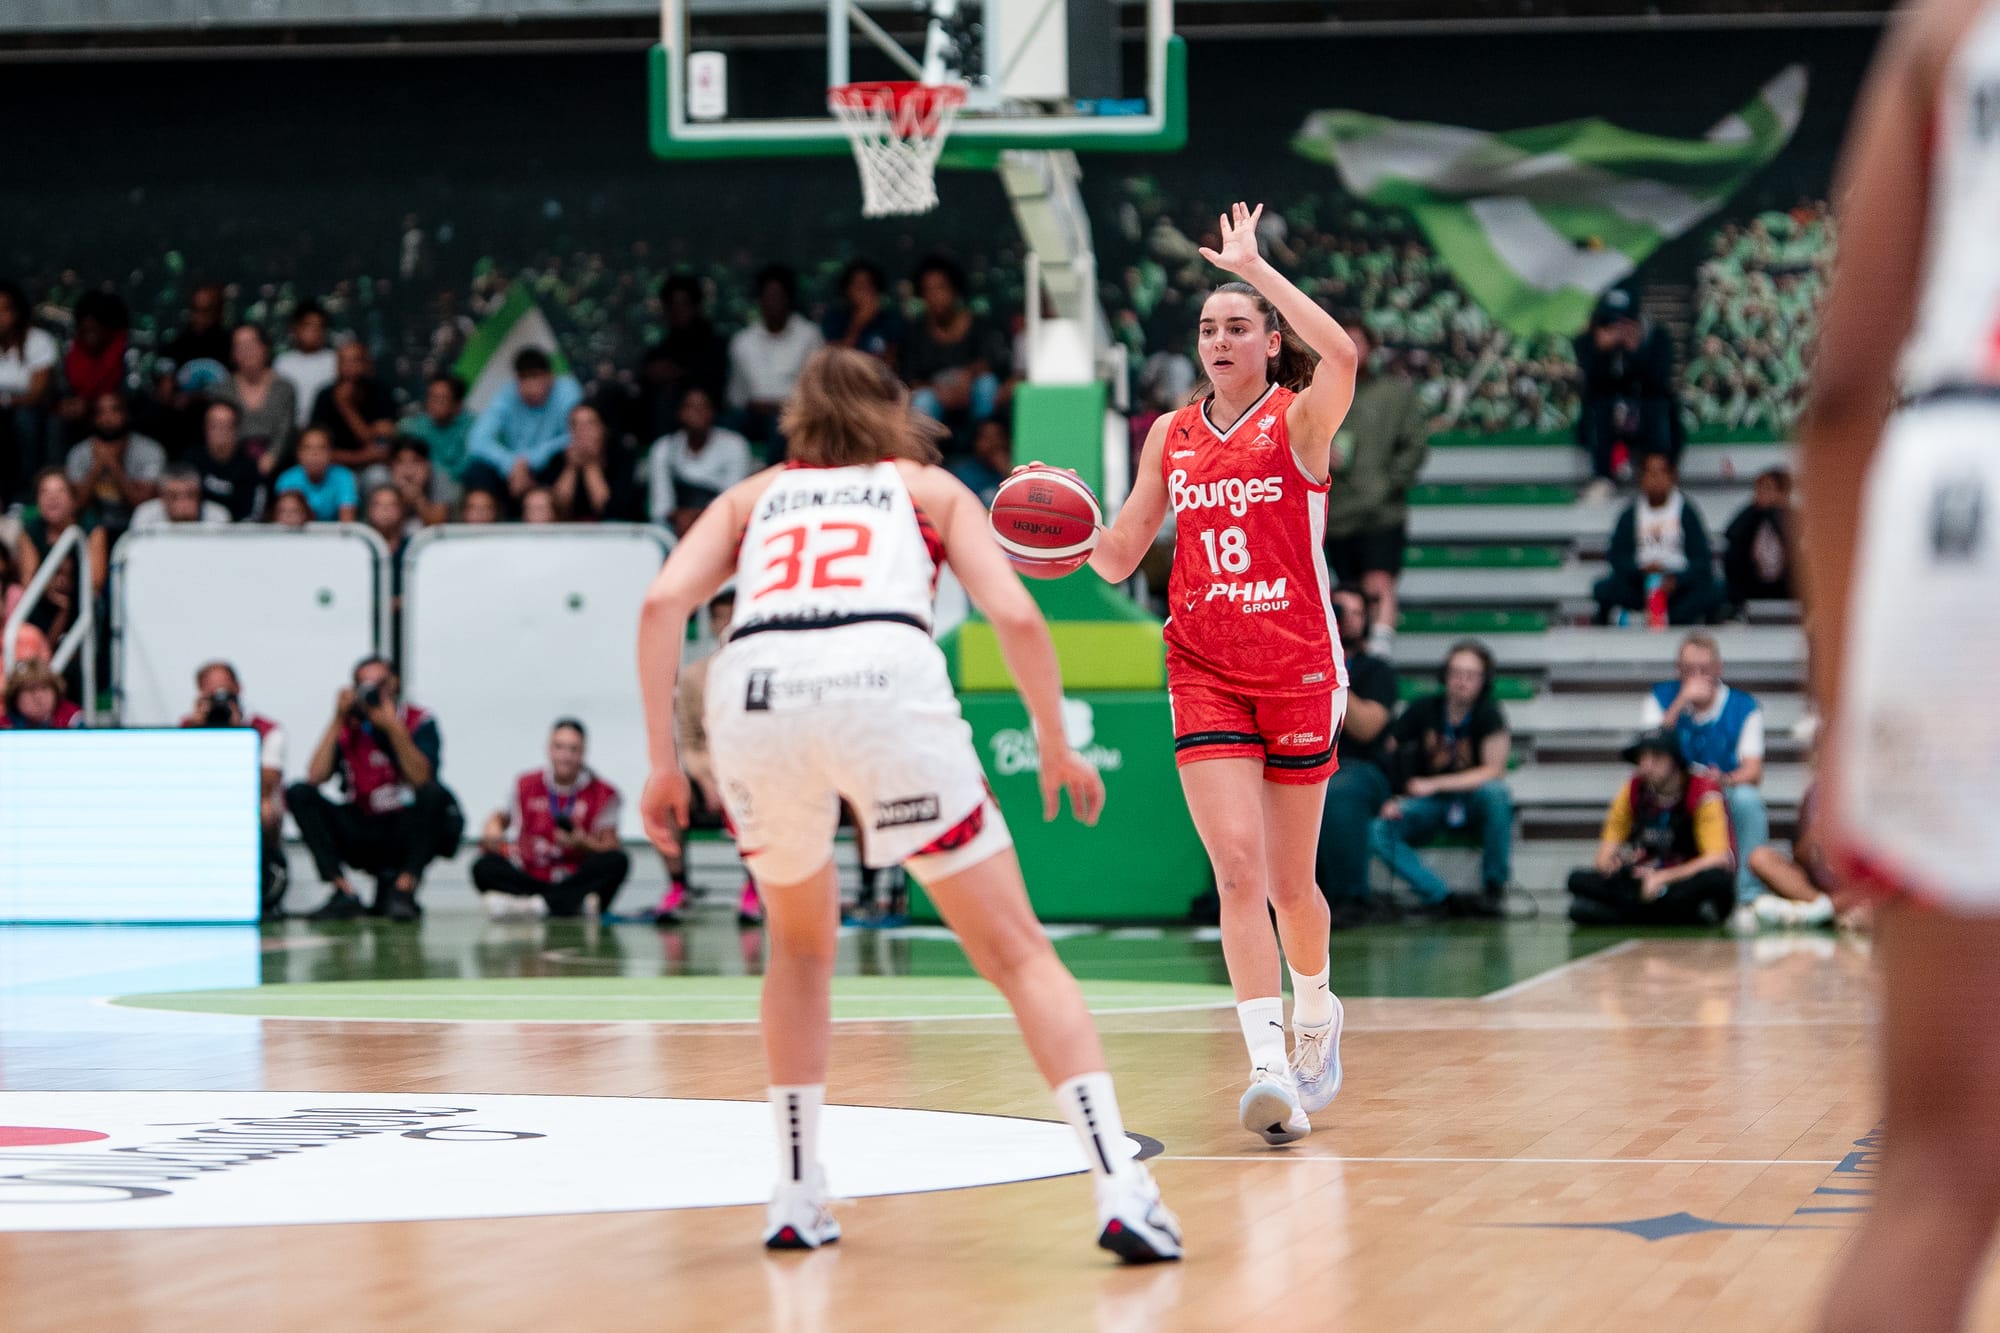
[
  {"x1": 768, "y1": 1084, "x2": 823, "y2": 1186},
  {"x1": 1053, "y1": 1072, "x2": 1129, "y2": 1181}
]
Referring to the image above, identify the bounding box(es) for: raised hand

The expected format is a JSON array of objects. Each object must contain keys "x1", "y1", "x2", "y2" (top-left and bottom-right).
[{"x1": 1197, "y1": 201, "x2": 1266, "y2": 277}]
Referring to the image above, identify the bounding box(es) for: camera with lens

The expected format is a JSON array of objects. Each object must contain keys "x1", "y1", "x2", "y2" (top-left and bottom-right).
[
  {"x1": 350, "y1": 682, "x2": 386, "y2": 719},
  {"x1": 201, "y1": 690, "x2": 239, "y2": 727},
  {"x1": 552, "y1": 814, "x2": 576, "y2": 834}
]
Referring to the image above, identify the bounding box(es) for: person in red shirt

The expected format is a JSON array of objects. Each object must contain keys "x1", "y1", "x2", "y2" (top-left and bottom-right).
[
  {"x1": 1089, "y1": 202, "x2": 1359, "y2": 1145},
  {"x1": 472, "y1": 718, "x2": 630, "y2": 918},
  {"x1": 0, "y1": 658, "x2": 83, "y2": 729},
  {"x1": 179, "y1": 660, "x2": 289, "y2": 916},
  {"x1": 1566, "y1": 729, "x2": 1735, "y2": 925}
]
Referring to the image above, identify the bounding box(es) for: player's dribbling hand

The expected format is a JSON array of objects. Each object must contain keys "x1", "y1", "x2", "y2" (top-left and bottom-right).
[
  {"x1": 1197, "y1": 201, "x2": 1266, "y2": 276},
  {"x1": 642, "y1": 768, "x2": 691, "y2": 856},
  {"x1": 1039, "y1": 746, "x2": 1105, "y2": 827}
]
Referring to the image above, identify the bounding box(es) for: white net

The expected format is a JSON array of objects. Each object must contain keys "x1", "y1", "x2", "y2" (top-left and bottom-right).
[{"x1": 828, "y1": 82, "x2": 966, "y2": 218}]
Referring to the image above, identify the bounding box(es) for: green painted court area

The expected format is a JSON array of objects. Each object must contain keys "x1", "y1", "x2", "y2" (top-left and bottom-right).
[
  {"x1": 111, "y1": 974, "x2": 1240, "y2": 1023},
  {"x1": 103, "y1": 920, "x2": 1626, "y2": 1022}
]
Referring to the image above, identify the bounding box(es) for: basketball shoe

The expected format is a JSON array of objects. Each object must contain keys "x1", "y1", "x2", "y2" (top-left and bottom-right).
[
  {"x1": 1095, "y1": 1164, "x2": 1183, "y2": 1264},
  {"x1": 1239, "y1": 1064, "x2": 1310, "y2": 1145},
  {"x1": 1290, "y1": 995, "x2": 1345, "y2": 1114},
  {"x1": 764, "y1": 1169, "x2": 840, "y2": 1250}
]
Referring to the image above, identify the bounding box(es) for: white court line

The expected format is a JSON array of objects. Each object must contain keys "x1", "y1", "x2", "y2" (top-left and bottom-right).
[
  {"x1": 1480, "y1": 938, "x2": 1641, "y2": 1003},
  {"x1": 1158, "y1": 1154, "x2": 1844, "y2": 1166}
]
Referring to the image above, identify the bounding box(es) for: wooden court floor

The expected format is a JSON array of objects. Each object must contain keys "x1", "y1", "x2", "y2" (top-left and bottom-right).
[{"x1": 0, "y1": 916, "x2": 1970, "y2": 1333}]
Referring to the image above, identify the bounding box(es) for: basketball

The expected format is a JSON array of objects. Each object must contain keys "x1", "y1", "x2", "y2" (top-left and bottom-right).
[{"x1": 989, "y1": 464, "x2": 1103, "y2": 579}]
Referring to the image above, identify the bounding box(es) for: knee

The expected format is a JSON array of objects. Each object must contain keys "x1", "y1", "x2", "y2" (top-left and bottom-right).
[
  {"x1": 1209, "y1": 846, "x2": 1265, "y2": 899},
  {"x1": 284, "y1": 782, "x2": 320, "y2": 815},
  {"x1": 1473, "y1": 781, "x2": 1513, "y2": 818},
  {"x1": 594, "y1": 849, "x2": 632, "y2": 882},
  {"x1": 470, "y1": 853, "x2": 509, "y2": 890}
]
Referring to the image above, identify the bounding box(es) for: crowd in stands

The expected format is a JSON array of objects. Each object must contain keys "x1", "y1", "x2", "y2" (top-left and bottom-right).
[{"x1": 1686, "y1": 201, "x2": 1832, "y2": 437}]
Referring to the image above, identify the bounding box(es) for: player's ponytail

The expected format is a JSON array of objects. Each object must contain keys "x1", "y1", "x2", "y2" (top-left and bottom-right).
[
  {"x1": 1186, "y1": 282, "x2": 1318, "y2": 404},
  {"x1": 784, "y1": 346, "x2": 946, "y2": 468}
]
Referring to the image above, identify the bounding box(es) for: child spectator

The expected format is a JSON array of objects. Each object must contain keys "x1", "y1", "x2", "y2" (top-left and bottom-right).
[{"x1": 274, "y1": 427, "x2": 359, "y2": 522}]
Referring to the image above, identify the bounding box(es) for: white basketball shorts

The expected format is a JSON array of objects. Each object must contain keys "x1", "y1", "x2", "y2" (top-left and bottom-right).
[
  {"x1": 703, "y1": 622, "x2": 1009, "y2": 885},
  {"x1": 1833, "y1": 397, "x2": 2000, "y2": 912}
]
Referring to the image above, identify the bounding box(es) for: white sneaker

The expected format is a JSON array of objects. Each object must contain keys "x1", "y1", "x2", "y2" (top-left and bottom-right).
[
  {"x1": 764, "y1": 1169, "x2": 841, "y2": 1251},
  {"x1": 481, "y1": 892, "x2": 515, "y2": 920},
  {"x1": 1728, "y1": 903, "x2": 1761, "y2": 935},
  {"x1": 1095, "y1": 1164, "x2": 1183, "y2": 1264},
  {"x1": 1752, "y1": 893, "x2": 1792, "y2": 926},
  {"x1": 1239, "y1": 1064, "x2": 1311, "y2": 1145},
  {"x1": 1290, "y1": 997, "x2": 1345, "y2": 1114},
  {"x1": 1792, "y1": 894, "x2": 1837, "y2": 927}
]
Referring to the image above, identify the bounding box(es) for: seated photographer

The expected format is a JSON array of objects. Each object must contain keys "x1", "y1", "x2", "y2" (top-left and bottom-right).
[
  {"x1": 471, "y1": 718, "x2": 630, "y2": 919},
  {"x1": 285, "y1": 656, "x2": 459, "y2": 922},
  {"x1": 1567, "y1": 729, "x2": 1735, "y2": 927},
  {"x1": 0, "y1": 658, "x2": 83, "y2": 729},
  {"x1": 179, "y1": 660, "x2": 288, "y2": 915},
  {"x1": 659, "y1": 587, "x2": 761, "y2": 926}
]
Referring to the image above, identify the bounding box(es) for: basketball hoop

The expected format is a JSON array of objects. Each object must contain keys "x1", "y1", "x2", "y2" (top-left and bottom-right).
[{"x1": 828, "y1": 81, "x2": 967, "y2": 218}]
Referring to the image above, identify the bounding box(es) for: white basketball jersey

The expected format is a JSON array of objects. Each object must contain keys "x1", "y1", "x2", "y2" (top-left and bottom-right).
[
  {"x1": 1903, "y1": 0, "x2": 2000, "y2": 394},
  {"x1": 729, "y1": 461, "x2": 942, "y2": 638}
]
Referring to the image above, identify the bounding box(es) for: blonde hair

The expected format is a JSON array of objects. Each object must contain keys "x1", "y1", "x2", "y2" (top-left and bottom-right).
[
  {"x1": 3, "y1": 659, "x2": 65, "y2": 712},
  {"x1": 781, "y1": 346, "x2": 945, "y2": 468}
]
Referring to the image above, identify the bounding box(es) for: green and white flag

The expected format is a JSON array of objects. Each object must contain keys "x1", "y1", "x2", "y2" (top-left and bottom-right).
[
  {"x1": 1292, "y1": 66, "x2": 1808, "y2": 336},
  {"x1": 453, "y1": 285, "x2": 572, "y2": 414}
]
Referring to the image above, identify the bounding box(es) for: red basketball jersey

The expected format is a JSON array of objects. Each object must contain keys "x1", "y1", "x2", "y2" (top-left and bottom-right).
[{"x1": 1161, "y1": 383, "x2": 1346, "y2": 695}]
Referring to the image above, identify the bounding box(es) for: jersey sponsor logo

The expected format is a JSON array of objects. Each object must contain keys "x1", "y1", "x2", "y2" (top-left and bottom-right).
[
  {"x1": 1257, "y1": 414, "x2": 1277, "y2": 431},
  {"x1": 1302, "y1": 671, "x2": 1327, "y2": 685},
  {"x1": 756, "y1": 484, "x2": 894, "y2": 521},
  {"x1": 742, "y1": 667, "x2": 892, "y2": 709},
  {"x1": 1167, "y1": 469, "x2": 1285, "y2": 517},
  {"x1": 874, "y1": 794, "x2": 941, "y2": 829},
  {"x1": 744, "y1": 669, "x2": 774, "y2": 711},
  {"x1": 1931, "y1": 474, "x2": 1985, "y2": 560},
  {"x1": 1203, "y1": 577, "x2": 1291, "y2": 613},
  {"x1": 1170, "y1": 449, "x2": 1197, "y2": 460},
  {"x1": 1275, "y1": 731, "x2": 1324, "y2": 747}
]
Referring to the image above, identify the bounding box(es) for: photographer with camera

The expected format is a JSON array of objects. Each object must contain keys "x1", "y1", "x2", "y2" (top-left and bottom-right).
[
  {"x1": 285, "y1": 655, "x2": 460, "y2": 922},
  {"x1": 470, "y1": 718, "x2": 629, "y2": 919},
  {"x1": 178, "y1": 660, "x2": 288, "y2": 913}
]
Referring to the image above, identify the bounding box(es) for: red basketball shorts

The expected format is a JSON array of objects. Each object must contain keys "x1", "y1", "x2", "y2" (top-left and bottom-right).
[{"x1": 1167, "y1": 671, "x2": 1347, "y2": 785}]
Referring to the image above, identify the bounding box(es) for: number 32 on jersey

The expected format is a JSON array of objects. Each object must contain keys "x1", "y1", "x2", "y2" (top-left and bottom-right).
[{"x1": 754, "y1": 522, "x2": 873, "y2": 597}]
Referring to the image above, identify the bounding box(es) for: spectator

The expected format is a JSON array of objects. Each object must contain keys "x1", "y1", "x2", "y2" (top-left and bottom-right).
[
  {"x1": 365, "y1": 484, "x2": 411, "y2": 551},
  {"x1": 1370, "y1": 640, "x2": 1513, "y2": 917},
  {"x1": 158, "y1": 282, "x2": 232, "y2": 379},
  {"x1": 663, "y1": 589, "x2": 762, "y2": 926},
  {"x1": 955, "y1": 417, "x2": 1015, "y2": 505},
  {"x1": 1324, "y1": 320, "x2": 1431, "y2": 657},
  {"x1": 0, "y1": 279, "x2": 59, "y2": 502},
  {"x1": 0, "y1": 541, "x2": 23, "y2": 627},
  {"x1": 64, "y1": 393, "x2": 164, "y2": 541},
  {"x1": 821, "y1": 259, "x2": 903, "y2": 368},
  {"x1": 56, "y1": 291, "x2": 130, "y2": 442},
  {"x1": 1314, "y1": 586, "x2": 1400, "y2": 926},
  {"x1": 388, "y1": 437, "x2": 449, "y2": 528},
  {"x1": 401, "y1": 373, "x2": 472, "y2": 484},
  {"x1": 178, "y1": 660, "x2": 288, "y2": 915},
  {"x1": 645, "y1": 386, "x2": 755, "y2": 536},
  {"x1": 1594, "y1": 453, "x2": 1721, "y2": 626},
  {"x1": 639, "y1": 273, "x2": 729, "y2": 440},
  {"x1": 457, "y1": 486, "x2": 503, "y2": 524},
  {"x1": 550, "y1": 403, "x2": 638, "y2": 522},
  {"x1": 1567, "y1": 729, "x2": 1735, "y2": 926},
  {"x1": 1722, "y1": 467, "x2": 1796, "y2": 612},
  {"x1": 273, "y1": 427, "x2": 359, "y2": 522},
  {"x1": 728, "y1": 263, "x2": 824, "y2": 455},
  {"x1": 151, "y1": 282, "x2": 232, "y2": 455},
  {"x1": 215, "y1": 324, "x2": 297, "y2": 475},
  {"x1": 463, "y1": 348, "x2": 585, "y2": 503},
  {"x1": 0, "y1": 658, "x2": 83, "y2": 730},
  {"x1": 128, "y1": 463, "x2": 231, "y2": 531},
  {"x1": 194, "y1": 400, "x2": 263, "y2": 522},
  {"x1": 308, "y1": 341, "x2": 397, "y2": 477},
  {"x1": 472, "y1": 717, "x2": 631, "y2": 919},
  {"x1": 286, "y1": 655, "x2": 460, "y2": 922},
  {"x1": 17, "y1": 468, "x2": 109, "y2": 596},
  {"x1": 1574, "y1": 288, "x2": 1678, "y2": 499},
  {"x1": 521, "y1": 486, "x2": 559, "y2": 524},
  {"x1": 904, "y1": 255, "x2": 1006, "y2": 453},
  {"x1": 267, "y1": 489, "x2": 313, "y2": 530},
  {"x1": 1642, "y1": 631, "x2": 1768, "y2": 907},
  {"x1": 273, "y1": 301, "x2": 337, "y2": 429},
  {"x1": 1748, "y1": 778, "x2": 1840, "y2": 928}
]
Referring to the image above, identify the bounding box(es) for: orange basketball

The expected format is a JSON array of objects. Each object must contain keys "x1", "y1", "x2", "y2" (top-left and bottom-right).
[{"x1": 989, "y1": 465, "x2": 1102, "y2": 580}]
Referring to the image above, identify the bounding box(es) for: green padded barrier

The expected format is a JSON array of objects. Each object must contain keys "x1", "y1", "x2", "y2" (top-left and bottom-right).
[
  {"x1": 1404, "y1": 544, "x2": 1565, "y2": 569},
  {"x1": 1398, "y1": 673, "x2": 1536, "y2": 703},
  {"x1": 1011, "y1": 381, "x2": 1110, "y2": 498},
  {"x1": 1397, "y1": 608, "x2": 1551, "y2": 635},
  {"x1": 955, "y1": 619, "x2": 1164, "y2": 692},
  {"x1": 1410, "y1": 483, "x2": 1578, "y2": 506}
]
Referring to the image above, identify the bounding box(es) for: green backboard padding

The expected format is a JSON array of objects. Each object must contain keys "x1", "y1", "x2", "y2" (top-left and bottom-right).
[
  {"x1": 1405, "y1": 544, "x2": 1565, "y2": 569},
  {"x1": 958, "y1": 620, "x2": 1164, "y2": 691},
  {"x1": 1011, "y1": 381, "x2": 1110, "y2": 497}
]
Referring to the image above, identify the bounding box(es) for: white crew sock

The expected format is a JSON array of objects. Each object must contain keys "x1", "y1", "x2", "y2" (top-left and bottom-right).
[
  {"x1": 1053, "y1": 1072, "x2": 1131, "y2": 1182},
  {"x1": 1289, "y1": 962, "x2": 1335, "y2": 1029},
  {"x1": 1236, "y1": 997, "x2": 1288, "y2": 1072},
  {"x1": 769, "y1": 1084, "x2": 824, "y2": 1186}
]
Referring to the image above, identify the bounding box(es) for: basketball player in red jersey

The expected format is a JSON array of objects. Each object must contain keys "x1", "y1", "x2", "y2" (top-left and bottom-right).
[
  {"x1": 1091, "y1": 203, "x2": 1359, "y2": 1143},
  {"x1": 1802, "y1": 0, "x2": 2000, "y2": 1326},
  {"x1": 638, "y1": 348, "x2": 1180, "y2": 1262}
]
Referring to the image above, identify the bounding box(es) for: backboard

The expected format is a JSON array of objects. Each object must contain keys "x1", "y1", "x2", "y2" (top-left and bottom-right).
[{"x1": 650, "y1": 0, "x2": 1183, "y2": 160}]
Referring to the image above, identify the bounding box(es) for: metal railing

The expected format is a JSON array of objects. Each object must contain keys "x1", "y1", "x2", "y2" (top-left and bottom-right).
[{"x1": 3, "y1": 524, "x2": 97, "y2": 724}]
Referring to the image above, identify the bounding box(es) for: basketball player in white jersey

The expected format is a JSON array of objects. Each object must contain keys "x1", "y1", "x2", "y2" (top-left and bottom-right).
[
  {"x1": 1803, "y1": 0, "x2": 2000, "y2": 1326},
  {"x1": 636, "y1": 347, "x2": 1181, "y2": 1263}
]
